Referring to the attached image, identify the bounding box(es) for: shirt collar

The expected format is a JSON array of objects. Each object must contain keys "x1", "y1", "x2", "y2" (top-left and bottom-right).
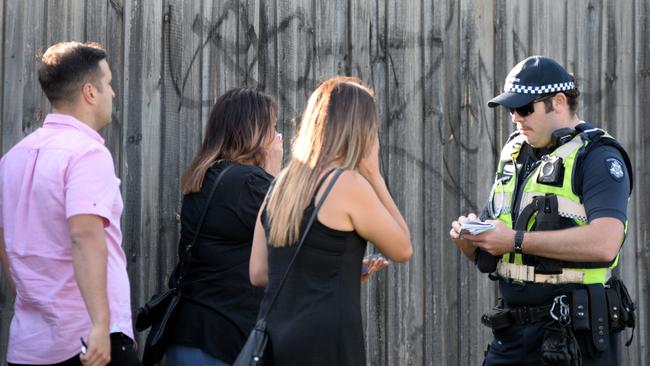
[{"x1": 42, "y1": 113, "x2": 105, "y2": 145}]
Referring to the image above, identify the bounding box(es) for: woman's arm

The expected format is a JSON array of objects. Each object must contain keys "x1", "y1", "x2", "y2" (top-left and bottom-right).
[
  {"x1": 249, "y1": 212, "x2": 269, "y2": 287},
  {"x1": 344, "y1": 171, "x2": 412, "y2": 262},
  {"x1": 345, "y1": 136, "x2": 412, "y2": 262}
]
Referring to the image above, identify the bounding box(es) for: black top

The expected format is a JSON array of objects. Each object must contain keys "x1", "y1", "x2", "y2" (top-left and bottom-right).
[
  {"x1": 260, "y1": 182, "x2": 368, "y2": 366},
  {"x1": 169, "y1": 162, "x2": 273, "y2": 363},
  {"x1": 489, "y1": 133, "x2": 632, "y2": 306}
]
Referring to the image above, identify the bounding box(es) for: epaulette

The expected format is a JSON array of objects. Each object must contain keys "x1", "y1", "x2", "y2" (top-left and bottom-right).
[
  {"x1": 575, "y1": 122, "x2": 606, "y2": 143},
  {"x1": 574, "y1": 122, "x2": 633, "y2": 193}
]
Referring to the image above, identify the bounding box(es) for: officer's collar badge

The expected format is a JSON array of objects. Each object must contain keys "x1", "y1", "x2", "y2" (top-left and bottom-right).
[{"x1": 606, "y1": 158, "x2": 625, "y2": 182}]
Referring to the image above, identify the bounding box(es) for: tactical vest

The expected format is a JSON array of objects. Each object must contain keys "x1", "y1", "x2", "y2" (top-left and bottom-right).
[{"x1": 488, "y1": 124, "x2": 632, "y2": 285}]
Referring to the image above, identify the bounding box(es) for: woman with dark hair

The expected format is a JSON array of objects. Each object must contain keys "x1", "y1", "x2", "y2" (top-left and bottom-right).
[
  {"x1": 166, "y1": 88, "x2": 282, "y2": 365},
  {"x1": 250, "y1": 77, "x2": 412, "y2": 365}
]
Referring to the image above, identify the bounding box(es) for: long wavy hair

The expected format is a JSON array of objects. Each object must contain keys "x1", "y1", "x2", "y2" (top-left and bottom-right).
[
  {"x1": 181, "y1": 88, "x2": 277, "y2": 193},
  {"x1": 265, "y1": 77, "x2": 378, "y2": 246}
]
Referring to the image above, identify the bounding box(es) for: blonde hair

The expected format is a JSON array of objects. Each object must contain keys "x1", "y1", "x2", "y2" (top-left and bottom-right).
[{"x1": 265, "y1": 77, "x2": 378, "y2": 246}]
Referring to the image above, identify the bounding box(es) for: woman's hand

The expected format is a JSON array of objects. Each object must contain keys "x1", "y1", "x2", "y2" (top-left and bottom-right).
[
  {"x1": 264, "y1": 132, "x2": 283, "y2": 176},
  {"x1": 358, "y1": 135, "x2": 381, "y2": 182},
  {"x1": 360, "y1": 254, "x2": 389, "y2": 284}
]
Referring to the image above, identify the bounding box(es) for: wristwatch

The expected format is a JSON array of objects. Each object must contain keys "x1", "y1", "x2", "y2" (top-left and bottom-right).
[{"x1": 514, "y1": 230, "x2": 525, "y2": 254}]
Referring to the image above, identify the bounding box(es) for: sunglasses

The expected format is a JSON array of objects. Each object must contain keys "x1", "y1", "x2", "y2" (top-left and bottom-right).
[{"x1": 509, "y1": 93, "x2": 556, "y2": 117}]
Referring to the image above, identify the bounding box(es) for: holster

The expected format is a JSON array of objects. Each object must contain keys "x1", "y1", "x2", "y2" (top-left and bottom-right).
[
  {"x1": 481, "y1": 299, "x2": 511, "y2": 330},
  {"x1": 481, "y1": 299, "x2": 552, "y2": 330}
]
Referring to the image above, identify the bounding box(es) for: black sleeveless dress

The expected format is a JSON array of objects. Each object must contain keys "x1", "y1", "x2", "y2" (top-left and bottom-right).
[{"x1": 260, "y1": 175, "x2": 368, "y2": 365}]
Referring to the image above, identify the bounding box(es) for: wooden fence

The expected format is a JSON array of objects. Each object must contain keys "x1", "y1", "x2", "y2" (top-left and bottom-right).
[{"x1": 1, "y1": 0, "x2": 648, "y2": 364}]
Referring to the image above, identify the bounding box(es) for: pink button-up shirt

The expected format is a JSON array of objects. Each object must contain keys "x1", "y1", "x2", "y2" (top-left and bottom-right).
[{"x1": 0, "y1": 113, "x2": 134, "y2": 364}]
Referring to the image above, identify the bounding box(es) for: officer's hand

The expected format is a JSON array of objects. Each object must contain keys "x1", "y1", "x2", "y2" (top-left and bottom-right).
[
  {"x1": 464, "y1": 220, "x2": 515, "y2": 256},
  {"x1": 449, "y1": 213, "x2": 479, "y2": 261}
]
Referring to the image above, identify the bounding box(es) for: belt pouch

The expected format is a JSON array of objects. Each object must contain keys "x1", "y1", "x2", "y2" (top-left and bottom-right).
[
  {"x1": 605, "y1": 285, "x2": 624, "y2": 332},
  {"x1": 587, "y1": 284, "x2": 609, "y2": 352},
  {"x1": 571, "y1": 288, "x2": 589, "y2": 331},
  {"x1": 476, "y1": 249, "x2": 500, "y2": 273}
]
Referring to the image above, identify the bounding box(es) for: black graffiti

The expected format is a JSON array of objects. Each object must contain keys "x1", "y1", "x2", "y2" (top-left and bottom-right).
[{"x1": 162, "y1": 0, "x2": 500, "y2": 208}]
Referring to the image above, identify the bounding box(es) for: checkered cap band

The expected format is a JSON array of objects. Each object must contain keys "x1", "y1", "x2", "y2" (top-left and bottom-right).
[{"x1": 504, "y1": 81, "x2": 575, "y2": 95}]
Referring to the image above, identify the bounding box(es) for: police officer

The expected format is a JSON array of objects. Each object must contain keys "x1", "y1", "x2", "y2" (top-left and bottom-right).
[{"x1": 449, "y1": 56, "x2": 634, "y2": 365}]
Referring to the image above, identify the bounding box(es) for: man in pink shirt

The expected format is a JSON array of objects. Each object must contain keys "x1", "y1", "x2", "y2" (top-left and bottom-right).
[{"x1": 0, "y1": 42, "x2": 140, "y2": 366}]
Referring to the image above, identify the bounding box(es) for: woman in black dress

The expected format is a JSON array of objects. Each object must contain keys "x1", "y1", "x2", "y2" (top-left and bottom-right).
[
  {"x1": 166, "y1": 88, "x2": 283, "y2": 365},
  {"x1": 250, "y1": 77, "x2": 412, "y2": 365}
]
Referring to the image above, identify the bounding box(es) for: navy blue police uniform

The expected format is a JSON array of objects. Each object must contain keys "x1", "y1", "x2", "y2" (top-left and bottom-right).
[{"x1": 476, "y1": 56, "x2": 636, "y2": 366}]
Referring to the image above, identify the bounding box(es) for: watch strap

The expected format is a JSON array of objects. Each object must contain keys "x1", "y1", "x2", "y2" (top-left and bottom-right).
[{"x1": 514, "y1": 230, "x2": 525, "y2": 254}]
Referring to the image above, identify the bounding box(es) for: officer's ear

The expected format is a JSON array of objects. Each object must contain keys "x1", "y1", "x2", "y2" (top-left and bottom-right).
[{"x1": 553, "y1": 93, "x2": 569, "y2": 111}]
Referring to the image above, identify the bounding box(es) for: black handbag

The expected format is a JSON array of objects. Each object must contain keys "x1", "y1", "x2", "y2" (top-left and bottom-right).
[
  {"x1": 233, "y1": 169, "x2": 343, "y2": 366},
  {"x1": 136, "y1": 164, "x2": 234, "y2": 366}
]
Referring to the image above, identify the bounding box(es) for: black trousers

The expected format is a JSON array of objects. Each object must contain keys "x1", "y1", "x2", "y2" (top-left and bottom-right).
[
  {"x1": 483, "y1": 322, "x2": 619, "y2": 366},
  {"x1": 8, "y1": 332, "x2": 141, "y2": 366}
]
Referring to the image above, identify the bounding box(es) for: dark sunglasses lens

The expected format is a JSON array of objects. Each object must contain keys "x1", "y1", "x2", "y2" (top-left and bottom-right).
[{"x1": 510, "y1": 104, "x2": 534, "y2": 117}]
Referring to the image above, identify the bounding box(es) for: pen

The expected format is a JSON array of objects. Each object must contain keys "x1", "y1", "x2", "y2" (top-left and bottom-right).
[{"x1": 80, "y1": 337, "x2": 88, "y2": 354}]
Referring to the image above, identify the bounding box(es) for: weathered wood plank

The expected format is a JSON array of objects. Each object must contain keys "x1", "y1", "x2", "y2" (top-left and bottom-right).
[
  {"x1": 630, "y1": 1, "x2": 650, "y2": 364},
  {"x1": 120, "y1": 0, "x2": 146, "y2": 351},
  {"x1": 2, "y1": 0, "x2": 29, "y2": 156},
  {"x1": 274, "y1": 0, "x2": 312, "y2": 139},
  {"x1": 460, "y1": 0, "x2": 499, "y2": 362},
  {"x1": 20, "y1": 1, "x2": 47, "y2": 138},
  {"x1": 123, "y1": 1, "x2": 165, "y2": 354},
  {"x1": 153, "y1": 0, "x2": 194, "y2": 299},
  {"x1": 45, "y1": 0, "x2": 85, "y2": 44},
  {"x1": 385, "y1": 1, "x2": 426, "y2": 364},
  {"x1": 116, "y1": 0, "x2": 165, "y2": 352},
  {"x1": 568, "y1": 0, "x2": 605, "y2": 123},
  {"x1": 364, "y1": 1, "x2": 390, "y2": 364},
  {"x1": 529, "y1": 0, "x2": 568, "y2": 61},
  {"x1": 422, "y1": 0, "x2": 454, "y2": 364},
  {"x1": 605, "y1": 2, "x2": 642, "y2": 364},
  {"x1": 313, "y1": 0, "x2": 348, "y2": 77}
]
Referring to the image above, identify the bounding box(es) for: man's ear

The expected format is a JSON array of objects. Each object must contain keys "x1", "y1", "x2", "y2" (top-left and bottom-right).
[
  {"x1": 554, "y1": 92, "x2": 569, "y2": 111},
  {"x1": 80, "y1": 83, "x2": 96, "y2": 104}
]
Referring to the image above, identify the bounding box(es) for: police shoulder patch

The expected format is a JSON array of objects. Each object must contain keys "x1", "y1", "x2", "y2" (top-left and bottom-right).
[{"x1": 605, "y1": 158, "x2": 625, "y2": 182}]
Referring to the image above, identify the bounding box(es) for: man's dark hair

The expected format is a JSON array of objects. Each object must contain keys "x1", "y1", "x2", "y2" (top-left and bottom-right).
[
  {"x1": 38, "y1": 42, "x2": 107, "y2": 105},
  {"x1": 543, "y1": 75, "x2": 580, "y2": 115}
]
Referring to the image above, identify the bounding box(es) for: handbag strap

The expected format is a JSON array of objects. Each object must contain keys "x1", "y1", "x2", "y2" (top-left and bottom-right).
[
  {"x1": 176, "y1": 164, "x2": 234, "y2": 290},
  {"x1": 259, "y1": 168, "x2": 344, "y2": 319}
]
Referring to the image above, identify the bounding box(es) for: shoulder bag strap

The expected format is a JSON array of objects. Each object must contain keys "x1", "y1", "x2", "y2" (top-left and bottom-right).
[
  {"x1": 176, "y1": 164, "x2": 235, "y2": 290},
  {"x1": 259, "y1": 168, "x2": 344, "y2": 319}
]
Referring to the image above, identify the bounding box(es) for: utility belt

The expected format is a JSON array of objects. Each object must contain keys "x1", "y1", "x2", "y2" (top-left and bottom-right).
[
  {"x1": 495, "y1": 261, "x2": 608, "y2": 284},
  {"x1": 482, "y1": 277, "x2": 636, "y2": 365}
]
